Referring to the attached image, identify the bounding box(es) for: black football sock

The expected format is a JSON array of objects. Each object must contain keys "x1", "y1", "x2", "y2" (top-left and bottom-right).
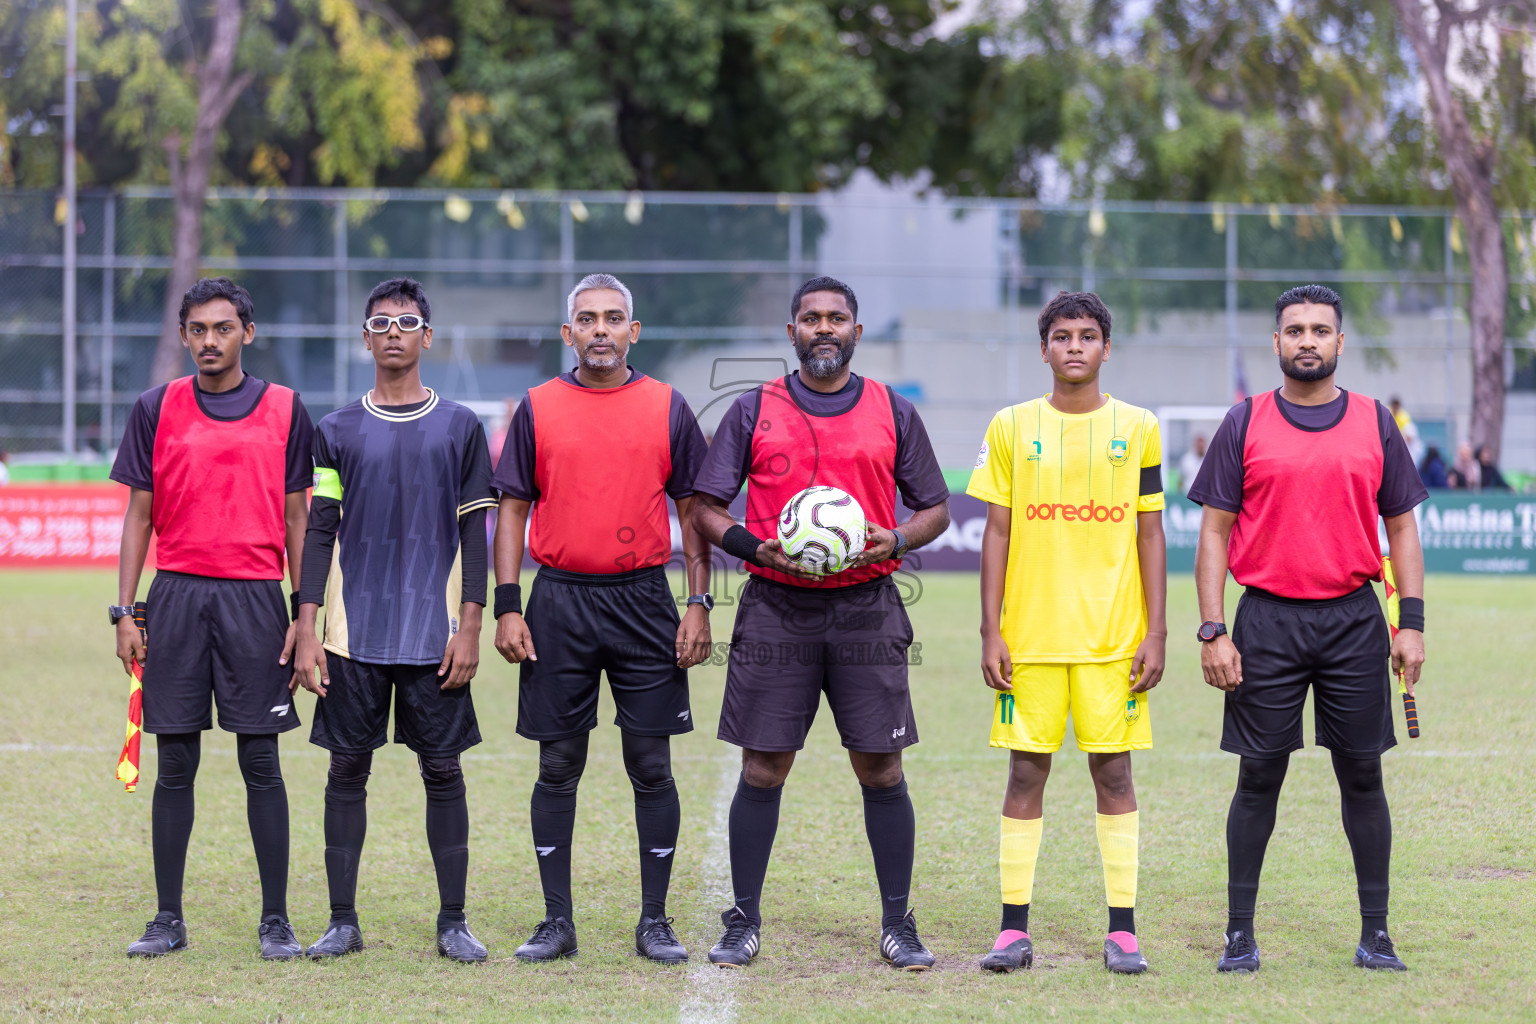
[
  {"x1": 1109, "y1": 907, "x2": 1136, "y2": 934},
  {"x1": 1001, "y1": 904, "x2": 1029, "y2": 934},
  {"x1": 623, "y1": 732, "x2": 679, "y2": 920},
  {"x1": 531, "y1": 735, "x2": 587, "y2": 922},
  {"x1": 151, "y1": 733, "x2": 201, "y2": 919},
  {"x1": 236, "y1": 733, "x2": 288, "y2": 921},
  {"x1": 1331, "y1": 752, "x2": 1392, "y2": 943},
  {"x1": 420, "y1": 756, "x2": 470, "y2": 929},
  {"x1": 1226, "y1": 754, "x2": 1289, "y2": 937},
  {"x1": 862, "y1": 778, "x2": 916, "y2": 928},
  {"x1": 728, "y1": 775, "x2": 783, "y2": 925},
  {"x1": 323, "y1": 751, "x2": 372, "y2": 927}
]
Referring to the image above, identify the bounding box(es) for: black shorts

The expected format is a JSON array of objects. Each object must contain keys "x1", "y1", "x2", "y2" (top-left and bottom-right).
[
  {"x1": 309, "y1": 654, "x2": 481, "y2": 757},
  {"x1": 140, "y1": 572, "x2": 299, "y2": 736},
  {"x1": 516, "y1": 565, "x2": 691, "y2": 741},
  {"x1": 1224, "y1": 582, "x2": 1395, "y2": 760},
  {"x1": 719, "y1": 575, "x2": 917, "y2": 753}
]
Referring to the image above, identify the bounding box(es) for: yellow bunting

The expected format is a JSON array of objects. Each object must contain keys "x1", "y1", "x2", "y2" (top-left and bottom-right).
[
  {"x1": 497, "y1": 192, "x2": 526, "y2": 230},
  {"x1": 1450, "y1": 219, "x2": 1463, "y2": 254},
  {"x1": 444, "y1": 195, "x2": 472, "y2": 223},
  {"x1": 569, "y1": 199, "x2": 589, "y2": 223},
  {"x1": 1089, "y1": 207, "x2": 1107, "y2": 237},
  {"x1": 1389, "y1": 215, "x2": 1403, "y2": 243},
  {"x1": 1211, "y1": 207, "x2": 1226, "y2": 233},
  {"x1": 624, "y1": 192, "x2": 644, "y2": 225},
  {"x1": 1268, "y1": 204, "x2": 1282, "y2": 229}
]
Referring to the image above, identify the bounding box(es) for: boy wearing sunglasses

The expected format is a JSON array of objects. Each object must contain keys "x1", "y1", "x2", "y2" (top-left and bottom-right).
[{"x1": 291, "y1": 277, "x2": 497, "y2": 962}]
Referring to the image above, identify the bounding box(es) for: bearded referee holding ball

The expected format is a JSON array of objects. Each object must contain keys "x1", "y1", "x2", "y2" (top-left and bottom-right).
[
  {"x1": 111, "y1": 277, "x2": 314, "y2": 960},
  {"x1": 691, "y1": 276, "x2": 951, "y2": 970},
  {"x1": 490, "y1": 273, "x2": 712, "y2": 965},
  {"x1": 1189, "y1": 285, "x2": 1427, "y2": 973}
]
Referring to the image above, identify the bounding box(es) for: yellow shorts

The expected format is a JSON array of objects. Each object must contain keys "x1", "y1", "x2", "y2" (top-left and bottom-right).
[{"x1": 989, "y1": 659, "x2": 1152, "y2": 754}]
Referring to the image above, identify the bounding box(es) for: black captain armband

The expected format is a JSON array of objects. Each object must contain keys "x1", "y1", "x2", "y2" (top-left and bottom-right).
[
  {"x1": 1397, "y1": 597, "x2": 1424, "y2": 633},
  {"x1": 494, "y1": 583, "x2": 522, "y2": 618},
  {"x1": 723, "y1": 525, "x2": 766, "y2": 567}
]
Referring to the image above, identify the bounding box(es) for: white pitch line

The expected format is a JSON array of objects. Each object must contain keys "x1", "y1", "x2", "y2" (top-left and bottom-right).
[{"x1": 677, "y1": 750, "x2": 741, "y2": 1024}]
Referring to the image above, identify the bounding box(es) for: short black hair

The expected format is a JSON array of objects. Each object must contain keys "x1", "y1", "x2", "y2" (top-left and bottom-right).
[
  {"x1": 365, "y1": 276, "x2": 431, "y2": 324},
  {"x1": 791, "y1": 276, "x2": 858, "y2": 322},
  {"x1": 179, "y1": 277, "x2": 254, "y2": 329},
  {"x1": 1037, "y1": 291, "x2": 1111, "y2": 341},
  {"x1": 1275, "y1": 284, "x2": 1342, "y2": 328}
]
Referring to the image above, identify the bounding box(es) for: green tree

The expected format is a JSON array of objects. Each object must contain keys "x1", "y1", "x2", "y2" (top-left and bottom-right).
[
  {"x1": 0, "y1": 0, "x2": 438, "y2": 381},
  {"x1": 426, "y1": 0, "x2": 994, "y2": 193}
]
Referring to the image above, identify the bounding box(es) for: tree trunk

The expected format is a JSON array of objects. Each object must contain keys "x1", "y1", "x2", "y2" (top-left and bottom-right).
[
  {"x1": 149, "y1": 0, "x2": 254, "y2": 385},
  {"x1": 1390, "y1": 0, "x2": 1509, "y2": 462}
]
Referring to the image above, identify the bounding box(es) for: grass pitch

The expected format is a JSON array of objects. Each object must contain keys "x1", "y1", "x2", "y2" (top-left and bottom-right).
[{"x1": 0, "y1": 571, "x2": 1532, "y2": 1023}]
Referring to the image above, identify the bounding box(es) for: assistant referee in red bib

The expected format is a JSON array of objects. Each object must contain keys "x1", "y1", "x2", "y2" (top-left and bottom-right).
[{"x1": 1190, "y1": 285, "x2": 1427, "y2": 974}]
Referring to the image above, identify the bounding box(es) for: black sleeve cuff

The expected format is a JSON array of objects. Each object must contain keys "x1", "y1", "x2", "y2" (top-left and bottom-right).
[
  {"x1": 494, "y1": 583, "x2": 522, "y2": 618},
  {"x1": 722, "y1": 524, "x2": 765, "y2": 566},
  {"x1": 1397, "y1": 597, "x2": 1424, "y2": 632},
  {"x1": 290, "y1": 592, "x2": 302, "y2": 621}
]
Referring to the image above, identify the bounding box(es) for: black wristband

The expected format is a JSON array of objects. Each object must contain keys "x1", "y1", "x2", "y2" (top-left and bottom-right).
[
  {"x1": 494, "y1": 583, "x2": 522, "y2": 618},
  {"x1": 722, "y1": 524, "x2": 766, "y2": 567},
  {"x1": 1397, "y1": 596, "x2": 1424, "y2": 632},
  {"x1": 290, "y1": 592, "x2": 302, "y2": 621}
]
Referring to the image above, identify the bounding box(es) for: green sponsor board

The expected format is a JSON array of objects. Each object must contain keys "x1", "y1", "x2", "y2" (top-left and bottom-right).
[{"x1": 1163, "y1": 494, "x2": 1536, "y2": 575}]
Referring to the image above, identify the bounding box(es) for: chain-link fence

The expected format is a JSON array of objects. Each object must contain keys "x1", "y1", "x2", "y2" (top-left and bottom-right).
[{"x1": 4, "y1": 185, "x2": 1535, "y2": 472}]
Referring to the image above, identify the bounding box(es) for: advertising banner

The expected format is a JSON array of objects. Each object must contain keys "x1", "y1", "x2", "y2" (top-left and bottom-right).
[
  {"x1": 0, "y1": 486, "x2": 132, "y2": 568},
  {"x1": 3, "y1": 485, "x2": 1531, "y2": 575}
]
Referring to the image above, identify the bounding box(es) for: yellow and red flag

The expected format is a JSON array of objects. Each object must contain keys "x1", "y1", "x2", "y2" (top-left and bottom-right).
[
  {"x1": 116, "y1": 659, "x2": 143, "y2": 792},
  {"x1": 116, "y1": 601, "x2": 147, "y2": 792},
  {"x1": 1381, "y1": 557, "x2": 1420, "y2": 738}
]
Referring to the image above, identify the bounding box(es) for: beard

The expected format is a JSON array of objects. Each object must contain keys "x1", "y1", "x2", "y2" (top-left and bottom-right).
[
  {"x1": 795, "y1": 336, "x2": 854, "y2": 379},
  {"x1": 579, "y1": 344, "x2": 626, "y2": 373},
  {"x1": 1280, "y1": 351, "x2": 1337, "y2": 382}
]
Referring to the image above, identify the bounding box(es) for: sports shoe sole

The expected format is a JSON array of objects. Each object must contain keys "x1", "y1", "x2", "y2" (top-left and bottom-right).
[
  {"x1": 515, "y1": 949, "x2": 578, "y2": 963},
  {"x1": 881, "y1": 957, "x2": 933, "y2": 972},
  {"x1": 980, "y1": 959, "x2": 1031, "y2": 973}
]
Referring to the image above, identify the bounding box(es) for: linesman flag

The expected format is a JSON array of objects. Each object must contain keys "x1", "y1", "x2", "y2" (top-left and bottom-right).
[
  {"x1": 1380, "y1": 558, "x2": 1420, "y2": 739},
  {"x1": 116, "y1": 602, "x2": 147, "y2": 792}
]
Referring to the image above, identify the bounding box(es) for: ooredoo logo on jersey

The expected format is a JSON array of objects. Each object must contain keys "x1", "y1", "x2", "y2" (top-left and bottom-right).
[{"x1": 1023, "y1": 499, "x2": 1130, "y2": 523}]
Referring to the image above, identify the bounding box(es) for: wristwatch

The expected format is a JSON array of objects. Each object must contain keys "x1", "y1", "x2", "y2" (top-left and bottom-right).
[
  {"x1": 1197, "y1": 621, "x2": 1227, "y2": 643},
  {"x1": 108, "y1": 604, "x2": 135, "y2": 626},
  {"x1": 686, "y1": 593, "x2": 714, "y2": 612},
  {"x1": 891, "y1": 529, "x2": 909, "y2": 560}
]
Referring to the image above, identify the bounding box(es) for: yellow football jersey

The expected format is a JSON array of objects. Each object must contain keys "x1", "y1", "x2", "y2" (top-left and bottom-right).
[{"x1": 967, "y1": 395, "x2": 1165, "y2": 663}]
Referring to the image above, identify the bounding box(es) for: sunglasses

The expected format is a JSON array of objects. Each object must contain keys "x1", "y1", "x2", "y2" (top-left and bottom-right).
[{"x1": 364, "y1": 313, "x2": 429, "y2": 333}]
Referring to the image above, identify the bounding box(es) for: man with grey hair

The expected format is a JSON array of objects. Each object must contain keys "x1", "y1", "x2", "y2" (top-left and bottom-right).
[
  {"x1": 490, "y1": 272, "x2": 714, "y2": 964},
  {"x1": 566, "y1": 273, "x2": 634, "y2": 324}
]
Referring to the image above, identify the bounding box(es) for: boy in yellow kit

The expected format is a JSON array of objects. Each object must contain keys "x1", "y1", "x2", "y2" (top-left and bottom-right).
[{"x1": 967, "y1": 291, "x2": 1167, "y2": 975}]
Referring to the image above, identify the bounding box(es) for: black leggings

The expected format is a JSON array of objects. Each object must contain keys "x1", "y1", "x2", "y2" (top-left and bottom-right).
[
  {"x1": 152, "y1": 732, "x2": 289, "y2": 920},
  {"x1": 530, "y1": 732, "x2": 678, "y2": 919}
]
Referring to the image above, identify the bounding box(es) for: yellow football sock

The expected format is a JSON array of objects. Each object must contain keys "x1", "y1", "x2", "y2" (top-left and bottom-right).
[
  {"x1": 1097, "y1": 810, "x2": 1139, "y2": 908},
  {"x1": 999, "y1": 815, "x2": 1043, "y2": 906}
]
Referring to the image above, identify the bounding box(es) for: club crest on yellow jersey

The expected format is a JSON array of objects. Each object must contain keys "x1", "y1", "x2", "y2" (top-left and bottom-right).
[
  {"x1": 1125, "y1": 696, "x2": 1140, "y2": 724},
  {"x1": 1107, "y1": 436, "x2": 1131, "y2": 466}
]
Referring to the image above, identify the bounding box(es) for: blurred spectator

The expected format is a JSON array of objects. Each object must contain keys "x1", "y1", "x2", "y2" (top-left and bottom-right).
[
  {"x1": 1448, "y1": 442, "x2": 1481, "y2": 489},
  {"x1": 1179, "y1": 435, "x2": 1206, "y2": 496},
  {"x1": 487, "y1": 396, "x2": 518, "y2": 469},
  {"x1": 1418, "y1": 446, "x2": 1448, "y2": 489},
  {"x1": 1388, "y1": 397, "x2": 1423, "y2": 465},
  {"x1": 1475, "y1": 445, "x2": 1510, "y2": 492},
  {"x1": 0, "y1": 450, "x2": 9, "y2": 486}
]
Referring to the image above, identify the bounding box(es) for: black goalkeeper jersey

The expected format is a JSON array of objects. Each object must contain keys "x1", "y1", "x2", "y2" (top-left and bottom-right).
[{"x1": 310, "y1": 390, "x2": 496, "y2": 665}]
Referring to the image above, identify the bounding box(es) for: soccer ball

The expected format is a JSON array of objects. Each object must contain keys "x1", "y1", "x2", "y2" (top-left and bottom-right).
[{"x1": 777, "y1": 486, "x2": 867, "y2": 576}]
